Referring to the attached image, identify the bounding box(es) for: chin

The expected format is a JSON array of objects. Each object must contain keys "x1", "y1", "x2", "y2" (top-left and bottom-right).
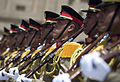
[
  {"x1": 97, "y1": 26, "x2": 107, "y2": 32},
  {"x1": 53, "y1": 35, "x2": 57, "y2": 39}
]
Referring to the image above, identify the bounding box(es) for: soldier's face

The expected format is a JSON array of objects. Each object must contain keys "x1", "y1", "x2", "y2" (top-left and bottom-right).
[
  {"x1": 83, "y1": 12, "x2": 99, "y2": 36},
  {"x1": 31, "y1": 31, "x2": 41, "y2": 48},
  {"x1": 41, "y1": 24, "x2": 53, "y2": 40},
  {"x1": 96, "y1": 4, "x2": 120, "y2": 35},
  {"x1": 53, "y1": 20, "x2": 69, "y2": 40},
  {"x1": 45, "y1": 24, "x2": 54, "y2": 40}
]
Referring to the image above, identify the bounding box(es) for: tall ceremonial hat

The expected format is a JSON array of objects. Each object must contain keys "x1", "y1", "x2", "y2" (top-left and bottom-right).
[
  {"x1": 56, "y1": 5, "x2": 84, "y2": 26},
  {"x1": 3, "y1": 27, "x2": 9, "y2": 36},
  {"x1": 96, "y1": 0, "x2": 120, "y2": 7},
  {"x1": 29, "y1": 18, "x2": 42, "y2": 31},
  {"x1": 10, "y1": 24, "x2": 18, "y2": 34},
  {"x1": 81, "y1": 0, "x2": 102, "y2": 13},
  {"x1": 19, "y1": 20, "x2": 29, "y2": 31},
  {"x1": 43, "y1": 11, "x2": 59, "y2": 25}
]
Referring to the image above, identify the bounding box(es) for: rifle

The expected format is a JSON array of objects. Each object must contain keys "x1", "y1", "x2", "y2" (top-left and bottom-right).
[
  {"x1": 12, "y1": 22, "x2": 71, "y2": 71},
  {"x1": 12, "y1": 44, "x2": 45, "y2": 67},
  {"x1": 18, "y1": 41, "x2": 56, "y2": 72},
  {"x1": 11, "y1": 26, "x2": 55, "y2": 67},
  {"x1": 68, "y1": 40, "x2": 120, "y2": 80},
  {"x1": 67, "y1": 32, "x2": 109, "y2": 73},
  {"x1": 1, "y1": 32, "x2": 26, "y2": 61},
  {"x1": 25, "y1": 27, "x2": 84, "y2": 78},
  {"x1": 0, "y1": 30, "x2": 37, "y2": 70}
]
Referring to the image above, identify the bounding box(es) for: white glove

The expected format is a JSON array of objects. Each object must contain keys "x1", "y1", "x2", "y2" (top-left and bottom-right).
[
  {"x1": 52, "y1": 73, "x2": 71, "y2": 82},
  {"x1": 80, "y1": 51, "x2": 111, "y2": 81},
  {"x1": 16, "y1": 74, "x2": 32, "y2": 82},
  {"x1": 8, "y1": 67, "x2": 19, "y2": 80},
  {"x1": 0, "y1": 69, "x2": 10, "y2": 80}
]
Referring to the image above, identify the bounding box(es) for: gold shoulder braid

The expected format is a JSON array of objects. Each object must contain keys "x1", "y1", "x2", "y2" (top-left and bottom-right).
[
  {"x1": 60, "y1": 42, "x2": 83, "y2": 58},
  {"x1": 44, "y1": 48, "x2": 63, "y2": 78},
  {"x1": 43, "y1": 42, "x2": 83, "y2": 78},
  {"x1": 18, "y1": 49, "x2": 31, "y2": 74},
  {"x1": 7, "y1": 51, "x2": 19, "y2": 68},
  {"x1": 69, "y1": 39, "x2": 106, "y2": 69},
  {"x1": 31, "y1": 46, "x2": 56, "y2": 79}
]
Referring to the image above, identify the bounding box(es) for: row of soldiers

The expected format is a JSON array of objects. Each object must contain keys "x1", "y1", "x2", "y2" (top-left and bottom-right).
[{"x1": 0, "y1": 0, "x2": 120, "y2": 82}]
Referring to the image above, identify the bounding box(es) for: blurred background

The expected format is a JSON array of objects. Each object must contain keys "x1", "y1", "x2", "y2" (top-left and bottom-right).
[{"x1": 0, "y1": 0, "x2": 88, "y2": 41}]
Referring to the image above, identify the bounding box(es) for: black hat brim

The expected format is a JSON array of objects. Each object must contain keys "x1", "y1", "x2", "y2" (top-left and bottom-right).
[
  {"x1": 42, "y1": 22, "x2": 56, "y2": 26},
  {"x1": 81, "y1": 9, "x2": 98, "y2": 13},
  {"x1": 55, "y1": 16, "x2": 70, "y2": 20},
  {"x1": 42, "y1": 22, "x2": 52, "y2": 25}
]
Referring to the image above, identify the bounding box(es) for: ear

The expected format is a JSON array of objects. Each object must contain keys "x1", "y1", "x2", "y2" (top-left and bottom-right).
[{"x1": 67, "y1": 24, "x2": 75, "y2": 32}]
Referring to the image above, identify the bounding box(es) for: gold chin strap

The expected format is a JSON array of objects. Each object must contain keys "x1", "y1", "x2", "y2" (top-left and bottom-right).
[
  {"x1": 45, "y1": 20, "x2": 57, "y2": 23},
  {"x1": 19, "y1": 26, "x2": 27, "y2": 32},
  {"x1": 10, "y1": 30, "x2": 17, "y2": 34},
  {"x1": 89, "y1": 7, "x2": 101, "y2": 11},
  {"x1": 103, "y1": 0, "x2": 120, "y2": 2},
  {"x1": 29, "y1": 26, "x2": 39, "y2": 31}
]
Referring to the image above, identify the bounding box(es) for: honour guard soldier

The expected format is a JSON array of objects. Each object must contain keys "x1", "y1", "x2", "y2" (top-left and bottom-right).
[
  {"x1": 0, "y1": 27, "x2": 10, "y2": 55},
  {"x1": 8, "y1": 11, "x2": 59, "y2": 82},
  {"x1": 43, "y1": 5, "x2": 84, "y2": 82},
  {"x1": 53, "y1": 0, "x2": 120, "y2": 82},
  {"x1": 52, "y1": 0, "x2": 103, "y2": 82},
  {"x1": 30, "y1": 11, "x2": 59, "y2": 81},
  {"x1": 80, "y1": 0, "x2": 120, "y2": 81}
]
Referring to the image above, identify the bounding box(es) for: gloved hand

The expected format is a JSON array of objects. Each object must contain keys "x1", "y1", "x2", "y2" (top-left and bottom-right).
[
  {"x1": 52, "y1": 73, "x2": 71, "y2": 82},
  {"x1": 8, "y1": 67, "x2": 19, "y2": 80},
  {"x1": 80, "y1": 51, "x2": 111, "y2": 81},
  {"x1": 16, "y1": 74, "x2": 32, "y2": 82},
  {"x1": 0, "y1": 69, "x2": 10, "y2": 80}
]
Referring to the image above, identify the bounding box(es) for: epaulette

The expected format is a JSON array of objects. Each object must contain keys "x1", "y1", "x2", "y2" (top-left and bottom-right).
[
  {"x1": 60, "y1": 42, "x2": 83, "y2": 58},
  {"x1": 45, "y1": 46, "x2": 56, "y2": 56},
  {"x1": 21, "y1": 49, "x2": 31, "y2": 58}
]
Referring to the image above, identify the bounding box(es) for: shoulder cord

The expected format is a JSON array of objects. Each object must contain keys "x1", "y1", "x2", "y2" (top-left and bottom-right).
[
  {"x1": 5, "y1": 50, "x2": 19, "y2": 68},
  {"x1": 31, "y1": 48, "x2": 50, "y2": 79},
  {"x1": 44, "y1": 48, "x2": 63, "y2": 78},
  {"x1": 0, "y1": 49, "x2": 10, "y2": 66},
  {"x1": 0, "y1": 49, "x2": 16, "y2": 67},
  {"x1": 69, "y1": 37, "x2": 108, "y2": 81},
  {"x1": 22, "y1": 49, "x2": 47, "y2": 76},
  {"x1": 9, "y1": 50, "x2": 31, "y2": 74},
  {"x1": 20, "y1": 62, "x2": 32, "y2": 74},
  {"x1": 69, "y1": 46, "x2": 85, "y2": 82},
  {"x1": 69, "y1": 39, "x2": 108, "y2": 69},
  {"x1": 8, "y1": 50, "x2": 23, "y2": 68},
  {"x1": 69, "y1": 47, "x2": 84, "y2": 69},
  {"x1": 33, "y1": 48, "x2": 63, "y2": 78},
  {"x1": 32, "y1": 58, "x2": 44, "y2": 79},
  {"x1": 19, "y1": 48, "x2": 48, "y2": 76}
]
